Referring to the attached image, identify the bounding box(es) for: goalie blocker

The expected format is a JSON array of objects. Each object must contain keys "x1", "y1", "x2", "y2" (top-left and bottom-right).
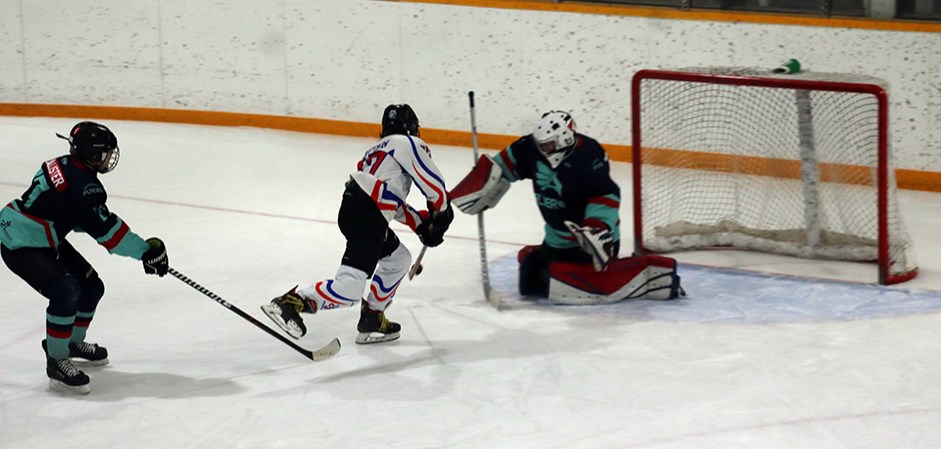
[
  {"x1": 450, "y1": 154, "x2": 510, "y2": 215},
  {"x1": 518, "y1": 245, "x2": 683, "y2": 304}
]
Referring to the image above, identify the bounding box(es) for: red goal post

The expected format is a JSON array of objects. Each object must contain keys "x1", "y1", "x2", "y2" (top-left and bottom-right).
[{"x1": 630, "y1": 68, "x2": 917, "y2": 285}]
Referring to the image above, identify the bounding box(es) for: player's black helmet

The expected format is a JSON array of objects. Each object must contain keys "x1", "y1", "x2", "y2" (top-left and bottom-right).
[
  {"x1": 56, "y1": 121, "x2": 120, "y2": 173},
  {"x1": 380, "y1": 104, "x2": 420, "y2": 138}
]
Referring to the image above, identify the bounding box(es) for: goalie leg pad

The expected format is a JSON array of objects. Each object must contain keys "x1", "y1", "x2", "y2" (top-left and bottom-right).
[
  {"x1": 450, "y1": 155, "x2": 510, "y2": 215},
  {"x1": 547, "y1": 255, "x2": 683, "y2": 305}
]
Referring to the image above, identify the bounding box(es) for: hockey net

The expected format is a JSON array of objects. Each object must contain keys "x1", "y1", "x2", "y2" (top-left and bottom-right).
[{"x1": 631, "y1": 67, "x2": 917, "y2": 285}]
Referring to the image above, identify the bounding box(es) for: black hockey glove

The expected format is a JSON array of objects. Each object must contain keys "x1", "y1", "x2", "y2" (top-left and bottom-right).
[
  {"x1": 415, "y1": 203, "x2": 454, "y2": 247},
  {"x1": 142, "y1": 237, "x2": 169, "y2": 277}
]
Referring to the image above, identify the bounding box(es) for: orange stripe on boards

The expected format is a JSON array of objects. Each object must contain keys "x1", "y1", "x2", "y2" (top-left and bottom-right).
[
  {"x1": 605, "y1": 143, "x2": 632, "y2": 163},
  {"x1": 896, "y1": 169, "x2": 941, "y2": 192},
  {"x1": 0, "y1": 103, "x2": 380, "y2": 138},
  {"x1": 420, "y1": 127, "x2": 516, "y2": 151},
  {"x1": 2, "y1": 102, "x2": 939, "y2": 192},
  {"x1": 641, "y1": 147, "x2": 941, "y2": 192},
  {"x1": 401, "y1": 0, "x2": 941, "y2": 32},
  {"x1": 0, "y1": 102, "x2": 515, "y2": 150},
  {"x1": 642, "y1": 147, "x2": 872, "y2": 183}
]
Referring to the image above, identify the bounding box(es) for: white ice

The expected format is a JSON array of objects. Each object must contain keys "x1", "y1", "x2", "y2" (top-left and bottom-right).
[{"x1": 1, "y1": 117, "x2": 939, "y2": 449}]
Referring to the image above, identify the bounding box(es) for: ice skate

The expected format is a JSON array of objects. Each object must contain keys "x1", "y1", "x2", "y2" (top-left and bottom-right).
[
  {"x1": 42, "y1": 339, "x2": 109, "y2": 366},
  {"x1": 46, "y1": 356, "x2": 90, "y2": 395},
  {"x1": 261, "y1": 287, "x2": 313, "y2": 339},
  {"x1": 356, "y1": 302, "x2": 400, "y2": 344}
]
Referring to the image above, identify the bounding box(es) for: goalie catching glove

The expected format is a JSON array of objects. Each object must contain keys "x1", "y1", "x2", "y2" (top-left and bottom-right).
[
  {"x1": 564, "y1": 220, "x2": 614, "y2": 272},
  {"x1": 415, "y1": 202, "x2": 454, "y2": 247},
  {"x1": 450, "y1": 154, "x2": 510, "y2": 215}
]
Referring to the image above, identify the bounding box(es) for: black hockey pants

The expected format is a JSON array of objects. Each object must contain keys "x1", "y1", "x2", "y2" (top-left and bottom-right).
[
  {"x1": 338, "y1": 179, "x2": 401, "y2": 276},
  {"x1": 1, "y1": 240, "x2": 105, "y2": 338}
]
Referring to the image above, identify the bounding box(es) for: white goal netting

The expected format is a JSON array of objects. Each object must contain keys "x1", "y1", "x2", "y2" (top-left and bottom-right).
[{"x1": 632, "y1": 67, "x2": 917, "y2": 284}]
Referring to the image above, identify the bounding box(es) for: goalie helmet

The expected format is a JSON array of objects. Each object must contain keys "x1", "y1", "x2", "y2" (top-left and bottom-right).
[
  {"x1": 532, "y1": 111, "x2": 576, "y2": 169},
  {"x1": 57, "y1": 121, "x2": 120, "y2": 174},
  {"x1": 380, "y1": 104, "x2": 420, "y2": 138}
]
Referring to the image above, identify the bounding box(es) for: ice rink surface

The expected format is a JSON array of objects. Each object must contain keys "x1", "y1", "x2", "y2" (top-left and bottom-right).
[{"x1": 1, "y1": 117, "x2": 939, "y2": 448}]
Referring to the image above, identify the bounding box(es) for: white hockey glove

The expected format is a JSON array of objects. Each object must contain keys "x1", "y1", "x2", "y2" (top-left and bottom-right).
[
  {"x1": 449, "y1": 155, "x2": 510, "y2": 215},
  {"x1": 564, "y1": 220, "x2": 614, "y2": 272}
]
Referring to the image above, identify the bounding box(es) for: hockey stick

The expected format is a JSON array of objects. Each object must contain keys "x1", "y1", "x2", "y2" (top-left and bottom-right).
[
  {"x1": 468, "y1": 91, "x2": 504, "y2": 310},
  {"x1": 407, "y1": 245, "x2": 426, "y2": 280},
  {"x1": 168, "y1": 268, "x2": 341, "y2": 361}
]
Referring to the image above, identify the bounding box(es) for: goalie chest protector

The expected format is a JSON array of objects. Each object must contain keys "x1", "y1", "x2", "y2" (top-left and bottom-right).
[{"x1": 548, "y1": 255, "x2": 682, "y2": 305}]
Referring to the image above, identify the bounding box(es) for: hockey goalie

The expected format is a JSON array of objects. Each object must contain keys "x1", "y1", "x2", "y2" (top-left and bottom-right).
[{"x1": 450, "y1": 110, "x2": 683, "y2": 305}]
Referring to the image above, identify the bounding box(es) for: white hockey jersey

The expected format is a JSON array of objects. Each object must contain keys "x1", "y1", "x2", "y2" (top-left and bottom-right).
[{"x1": 351, "y1": 134, "x2": 449, "y2": 229}]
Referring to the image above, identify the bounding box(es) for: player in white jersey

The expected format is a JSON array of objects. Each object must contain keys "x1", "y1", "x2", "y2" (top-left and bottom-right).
[{"x1": 262, "y1": 104, "x2": 453, "y2": 344}]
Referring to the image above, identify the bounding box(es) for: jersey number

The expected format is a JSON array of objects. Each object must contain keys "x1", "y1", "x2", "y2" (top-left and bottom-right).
[{"x1": 358, "y1": 151, "x2": 388, "y2": 175}]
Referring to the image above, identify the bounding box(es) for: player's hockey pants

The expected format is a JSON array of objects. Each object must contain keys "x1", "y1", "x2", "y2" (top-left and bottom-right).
[
  {"x1": 298, "y1": 180, "x2": 410, "y2": 312},
  {"x1": 1, "y1": 241, "x2": 105, "y2": 359}
]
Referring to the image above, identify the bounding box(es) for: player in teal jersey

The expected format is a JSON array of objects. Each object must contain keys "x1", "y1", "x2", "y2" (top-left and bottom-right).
[{"x1": 0, "y1": 121, "x2": 168, "y2": 394}]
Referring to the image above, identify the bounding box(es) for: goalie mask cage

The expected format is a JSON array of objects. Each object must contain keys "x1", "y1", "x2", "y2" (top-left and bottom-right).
[{"x1": 630, "y1": 67, "x2": 917, "y2": 285}]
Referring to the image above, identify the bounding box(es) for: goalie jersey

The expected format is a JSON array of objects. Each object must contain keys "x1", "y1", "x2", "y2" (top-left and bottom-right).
[{"x1": 493, "y1": 134, "x2": 621, "y2": 250}]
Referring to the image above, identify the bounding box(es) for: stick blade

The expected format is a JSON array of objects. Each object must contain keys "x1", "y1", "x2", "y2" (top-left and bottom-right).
[
  {"x1": 485, "y1": 286, "x2": 505, "y2": 311},
  {"x1": 308, "y1": 337, "x2": 342, "y2": 362}
]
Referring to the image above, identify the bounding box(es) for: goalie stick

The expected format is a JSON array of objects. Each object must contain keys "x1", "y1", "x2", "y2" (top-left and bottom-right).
[
  {"x1": 468, "y1": 91, "x2": 504, "y2": 310},
  {"x1": 168, "y1": 268, "x2": 341, "y2": 362}
]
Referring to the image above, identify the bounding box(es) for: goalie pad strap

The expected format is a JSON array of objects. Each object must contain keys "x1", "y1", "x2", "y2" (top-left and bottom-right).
[{"x1": 449, "y1": 155, "x2": 510, "y2": 215}]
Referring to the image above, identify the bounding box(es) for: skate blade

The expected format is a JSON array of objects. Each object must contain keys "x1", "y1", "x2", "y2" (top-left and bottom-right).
[
  {"x1": 48, "y1": 379, "x2": 90, "y2": 395},
  {"x1": 260, "y1": 304, "x2": 305, "y2": 340},
  {"x1": 355, "y1": 331, "x2": 400, "y2": 345},
  {"x1": 73, "y1": 358, "x2": 109, "y2": 367}
]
